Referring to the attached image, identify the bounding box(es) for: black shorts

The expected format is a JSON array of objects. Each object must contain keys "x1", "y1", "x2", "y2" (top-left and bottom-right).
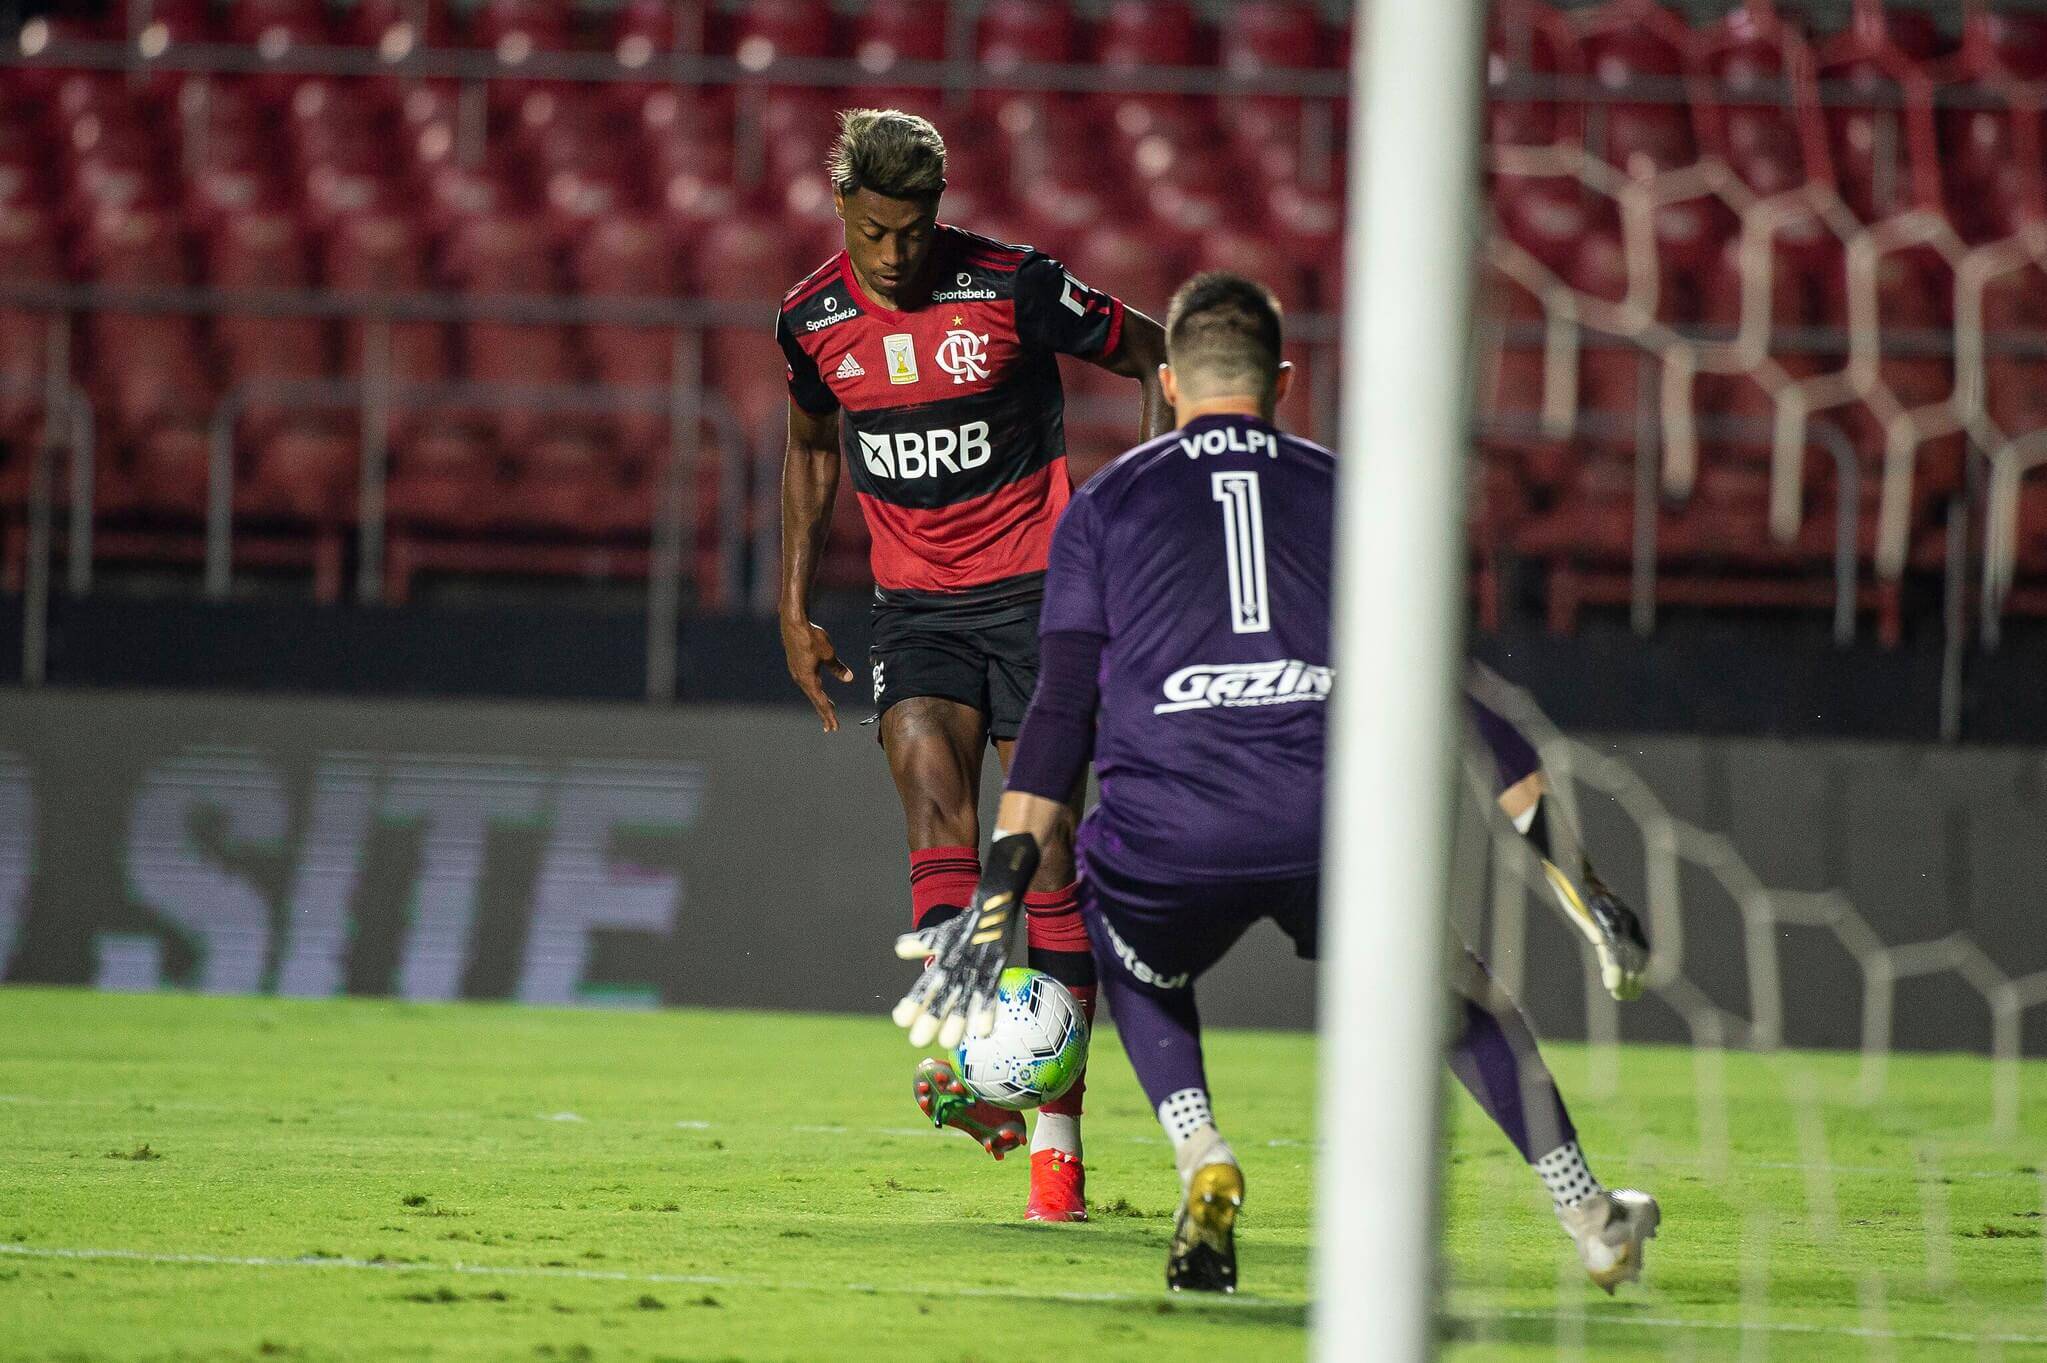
[{"x1": 868, "y1": 574, "x2": 1044, "y2": 743}]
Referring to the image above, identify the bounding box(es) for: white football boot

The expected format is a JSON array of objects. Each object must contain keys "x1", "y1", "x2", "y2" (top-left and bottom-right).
[{"x1": 1555, "y1": 1189, "x2": 1660, "y2": 1293}]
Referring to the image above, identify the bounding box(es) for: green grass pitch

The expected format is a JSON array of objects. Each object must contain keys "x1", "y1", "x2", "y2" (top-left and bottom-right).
[{"x1": 2, "y1": 988, "x2": 2045, "y2": 1361}]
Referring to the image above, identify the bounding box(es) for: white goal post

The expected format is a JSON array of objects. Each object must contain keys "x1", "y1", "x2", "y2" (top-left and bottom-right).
[{"x1": 1316, "y1": 0, "x2": 1486, "y2": 1358}]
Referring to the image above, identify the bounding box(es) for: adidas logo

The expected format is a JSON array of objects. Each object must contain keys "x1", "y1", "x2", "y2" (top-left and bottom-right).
[{"x1": 834, "y1": 352, "x2": 866, "y2": 379}]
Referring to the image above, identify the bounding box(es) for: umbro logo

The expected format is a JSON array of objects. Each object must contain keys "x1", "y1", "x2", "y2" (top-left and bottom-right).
[{"x1": 834, "y1": 353, "x2": 865, "y2": 379}]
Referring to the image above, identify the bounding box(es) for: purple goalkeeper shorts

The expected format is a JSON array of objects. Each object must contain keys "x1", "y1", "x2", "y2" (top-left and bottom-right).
[{"x1": 1078, "y1": 859, "x2": 1320, "y2": 994}]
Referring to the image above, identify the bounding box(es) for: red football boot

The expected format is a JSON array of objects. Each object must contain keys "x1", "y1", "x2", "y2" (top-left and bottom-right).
[
  {"x1": 914, "y1": 1057, "x2": 1025, "y2": 1159},
  {"x1": 1025, "y1": 1147, "x2": 1088, "y2": 1222}
]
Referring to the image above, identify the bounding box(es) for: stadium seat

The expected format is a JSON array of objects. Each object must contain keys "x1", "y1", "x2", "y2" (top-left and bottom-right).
[
  {"x1": 1263, "y1": 181, "x2": 1341, "y2": 284},
  {"x1": 574, "y1": 215, "x2": 679, "y2": 452},
  {"x1": 1098, "y1": 0, "x2": 1199, "y2": 69},
  {"x1": 1491, "y1": 172, "x2": 1603, "y2": 275},
  {"x1": 1219, "y1": 2, "x2": 1325, "y2": 75},
  {"x1": 755, "y1": 87, "x2": 842, "y2": 187},
  {"x1": 345, "y1": 0, "x2": 454, "y2": 55},
  {"x1": 1649, "y1": 193, "x2": 1737, "y2": 322},
  {"x1": 979, "y1": 0, "x2": 1077, "y2": 73},
  {"x1": 611, "y1": 0, "x2": 695, "y2": 70},
  {"x1": 733, "y1": 0, "x2": 833, "y2": 67},
  {"x1": 0, "y1": 206, "x2": 60, "y2": 446},
  {"x1": 852, "y1": 0, "x2": 947, "y2": 71},
  {"x1": 474, "y1": 0, "x2": 570, "y2": 61},
  {"x1": 1486, "y1": 11, "x2": 1575, "y2": 148},
  {"x1": 208, "y1": 210, "x2": 332, "y2": 441},
  {"x1": 697, "y1": 218, "x2": 799, "y2": 433}
]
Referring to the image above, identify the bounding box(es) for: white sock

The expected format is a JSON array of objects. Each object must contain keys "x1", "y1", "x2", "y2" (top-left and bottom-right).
[
  {"x1": 1159, "y1": 1087, "x2": 1237, "y2": 1189},
  {"x1": 1031, "y1": 1112, "x2": 1080, "y2": 1158},
  {"x1": 1535, "y1": 1140, "x2": 1603, "y2": 1208}
]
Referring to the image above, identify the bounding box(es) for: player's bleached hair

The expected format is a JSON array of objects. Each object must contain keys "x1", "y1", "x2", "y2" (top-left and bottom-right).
[
  {"x1": 1165, "y1": 272, "x2": 1284, "y2": 401},
  {"x1": 828, "y1": 108, "x2": 947, "y2": 202}
]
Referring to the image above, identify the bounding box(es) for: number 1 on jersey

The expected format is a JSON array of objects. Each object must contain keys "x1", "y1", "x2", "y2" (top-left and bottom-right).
[{"x1": 1211, "y1": 471, "x2": 1271, "y2": 634}]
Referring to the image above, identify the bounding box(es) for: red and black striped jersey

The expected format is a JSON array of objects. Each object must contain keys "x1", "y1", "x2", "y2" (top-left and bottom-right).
[{"x1": 775, "y1": 224, "x2": 1125, "y2": 597}]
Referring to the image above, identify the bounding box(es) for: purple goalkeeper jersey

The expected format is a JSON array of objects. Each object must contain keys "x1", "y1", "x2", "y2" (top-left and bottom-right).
[{"x1": 1040, "y1": 413, "x2": 1335, "y2": 883}]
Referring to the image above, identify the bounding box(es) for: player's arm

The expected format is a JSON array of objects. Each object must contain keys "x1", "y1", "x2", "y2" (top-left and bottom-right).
[
  {"x1": 775, "y1": 307, "x2": 855, "y2": 733},
  {"x1": 1474, "y1": 693, "x2": 1649, "y2": 1001},
  {"x1": 778, "y1": 398, "x2": 854, "y2": 732},
  {"x1": 1091, "y1": 308, "x2": 1171, "y2": 442},
  {"x1": 1015, "y1": 254, "x2": 1169, "y2": 442}
]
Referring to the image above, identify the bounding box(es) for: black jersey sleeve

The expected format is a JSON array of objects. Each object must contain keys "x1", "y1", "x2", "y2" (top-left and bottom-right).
[
  {"x1": 1013, "y1": 253, "x2": 1125, "y2": 361},
  {"x1": 775, "y1": 309, "x2": 840, "y2": 416}
]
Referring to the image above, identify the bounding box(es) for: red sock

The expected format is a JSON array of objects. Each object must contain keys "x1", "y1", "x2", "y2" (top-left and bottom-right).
[
  {"x1": 909, "y1": 845, "x2": 979, "y2": 930},
  {"x1": 1026, "y1": 883, "x2": 1096, "y2": 1119}
]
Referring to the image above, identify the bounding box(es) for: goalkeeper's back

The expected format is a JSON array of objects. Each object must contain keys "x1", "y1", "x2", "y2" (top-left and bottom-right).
[{"x1": 1038, "y1": 409, "x2": 1333, "y2": 885}]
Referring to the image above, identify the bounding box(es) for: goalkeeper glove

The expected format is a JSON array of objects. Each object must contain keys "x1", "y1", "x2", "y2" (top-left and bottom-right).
[
  {"x1": 1539, "y1": 861, "x2": 1649, "y2": 1001},
  {"x1": 891, "y1": 832, "x2": 1040, "y2": 1050}
]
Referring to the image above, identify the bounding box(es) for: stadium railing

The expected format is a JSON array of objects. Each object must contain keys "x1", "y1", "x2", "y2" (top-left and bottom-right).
[{"x1": 10, "y1": 7, "x2": 2047, "y2": 696}]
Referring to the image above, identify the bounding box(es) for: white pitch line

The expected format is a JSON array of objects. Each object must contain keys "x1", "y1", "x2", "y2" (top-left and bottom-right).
[
  {"x1": 0, "y1": 1242, "x2": 1291, "y2": 1313},
  {"x1": 7, "y1": 1243, "x2": 2042, "y2": 1347},
  {"x1": 4, "y1": 1092, "x2": 2033, "y2": 1175}
]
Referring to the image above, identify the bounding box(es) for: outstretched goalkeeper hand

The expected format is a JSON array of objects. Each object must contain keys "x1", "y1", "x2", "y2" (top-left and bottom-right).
[
  {"x1": 891, "y1": 832, "x2": 1041, "y2": 1050},
  {"x1": 1541, "y1": 861, "x2": 1649, "y2": 1001}
]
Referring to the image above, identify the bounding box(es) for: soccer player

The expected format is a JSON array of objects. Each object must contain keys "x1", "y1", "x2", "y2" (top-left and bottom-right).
[
  {"x1": 775, "y1": 109, "x2": 1170, "y2": 1222},
  {"x1": 893, "y1": 273, "x2": 1659, "y2": 1293}
]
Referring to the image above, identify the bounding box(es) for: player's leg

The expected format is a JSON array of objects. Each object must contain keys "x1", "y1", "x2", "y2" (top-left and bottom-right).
[
  {"x1": 880, "y1": 692, "x2": 1026, "y2": 1159},
  {"x1": 1083, "y1": 866, "x2": 1261, "y2": 1291},
  {"x1": 1447, "y1": 947, "x2": 1659, "y2": 1292},
  {"x1": 991, "y1": 616, "x2": 1098, "y2": 1218}
]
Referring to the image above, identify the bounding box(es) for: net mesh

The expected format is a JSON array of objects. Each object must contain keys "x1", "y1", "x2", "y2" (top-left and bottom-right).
[{"x1": 1441, "y1": 667, "x2": 2047, "y2": 1356}]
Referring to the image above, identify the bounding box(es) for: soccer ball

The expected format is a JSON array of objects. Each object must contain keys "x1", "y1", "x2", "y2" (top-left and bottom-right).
[{"x1": 953, "y1": 967, "x2": 1089, "y2": 1111}]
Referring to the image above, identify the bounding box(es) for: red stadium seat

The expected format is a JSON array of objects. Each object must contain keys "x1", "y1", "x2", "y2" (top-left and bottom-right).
[
  {"x1": 1219, "y1": 2, "x2": 1324, "y2": 75},
  {"x1": 329, "y1": 214, "x2": 454, "y2": 453},
  {"x1": 474, "y1": 0, "x2": 571, "y2": 62},
  {"x1": 612, "y1": 0, "x2": 694, "y2": 69},
  {"x1": 853, "y1": 0, "x2": 947, "y2": 69},
  {"x1": 1650, "y1": 193, "x2": 1737, "y2": 323},
  {"x1": 423, "y1": 162, "x2": 520, "y2": 237},
  {"x1": 980, "y1": 0, "x2": 1077, "y2": 72},
  {"x1": 83, "y1": 209, "x2": 210, "y2": 444},
  {"x1": 1193, "y1": 229, "x2": 1309, "y2": 312},
  {"x1": 575, "y1": 216, "x2": 679, "y2": 452},
  {"x1": 1491, "y1": 173, "x2": 1601, "y2": 275},
  {"x1": 754, "y1": 87, "x2": 841, "y2": 187},
  {"x1": 0, "y1": 207, "x2": 61, "y2": 447},
  {"x1": 345, "y1": 0, "x2": 453, "y2": 54},
  {"x1": 1098, "y1": 1, "x2": 1200, "y2": 69},
  {"x1": 697, "y1": 219, "x2": 799, "y2": 431},
  {"x1": 1071, "y1": 222, "x2": 1181, "y2": 325},
  {"x1": 733, "y1": 0, "x2": 832, "y2": 67},
  {"x1": 1263, "y1": 181, "x2": 1341, "y2": 283},
  {"x1": 63, "y1": 118, "x2": 164, "y2": 225},
  {"x1": 208, "y1": 211, "x2": 330, "y2": 439},
  {"x1": 1486, "y1": 3, "x2": 1577, "y2": 147}
]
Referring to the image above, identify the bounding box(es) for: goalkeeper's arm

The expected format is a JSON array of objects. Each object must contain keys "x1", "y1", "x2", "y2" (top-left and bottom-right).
[
  {"x1": 892, "y1": 631, "x2": 1102, "y2": 1048},
  {"x1": 1471, "y1": 692, "x2": 1649, "y2": 1002}
]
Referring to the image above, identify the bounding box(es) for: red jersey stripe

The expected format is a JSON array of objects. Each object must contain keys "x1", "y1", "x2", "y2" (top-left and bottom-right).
[
  {"x1": 780, "y1": 261, "x2": 846, "y2": 312},
  {"x1": 857, "y1": 459, "x2": 1073, "y2": 593}
]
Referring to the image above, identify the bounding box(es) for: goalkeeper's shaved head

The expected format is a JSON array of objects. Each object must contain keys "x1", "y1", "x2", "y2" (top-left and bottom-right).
[{"x1": 1164, "y1": 272, "x2": 1286, "y2": 409}]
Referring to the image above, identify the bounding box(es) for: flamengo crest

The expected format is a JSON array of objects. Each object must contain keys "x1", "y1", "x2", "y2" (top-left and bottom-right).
[{"x1": 935, "y1": 328, "x2": 991, "y2": 384}]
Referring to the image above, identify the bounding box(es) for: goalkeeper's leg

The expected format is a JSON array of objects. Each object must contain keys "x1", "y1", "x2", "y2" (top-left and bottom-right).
[
  {"x1": 1448, "y1": 948, "x2": 1660, "y2": 1292},
  {"x1": 1084, "y1": 869, "x2": 1260, "y2": 1292}
]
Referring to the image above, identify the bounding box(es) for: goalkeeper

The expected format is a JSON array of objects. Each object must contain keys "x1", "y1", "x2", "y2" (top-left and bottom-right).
[{"x1": 892, "y1": 271, "x2": 1658, "y2": 1295}]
